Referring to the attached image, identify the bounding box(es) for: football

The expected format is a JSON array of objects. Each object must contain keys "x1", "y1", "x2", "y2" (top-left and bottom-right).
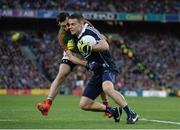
[{"x1": 77, "y1": 35, "x2": 96, "y2": 54}]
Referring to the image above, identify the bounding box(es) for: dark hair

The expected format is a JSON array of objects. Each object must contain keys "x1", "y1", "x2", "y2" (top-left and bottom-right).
[
  {"x1": 69, "y1": 13, "x2": 84, "y2": 21},
  {"x1": 56, "y1": 12, "x2": 69, "y2": 23}
]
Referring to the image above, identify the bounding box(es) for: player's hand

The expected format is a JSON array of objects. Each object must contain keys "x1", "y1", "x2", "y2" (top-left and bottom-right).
[
  {"x1": 67, "y1": 40, "x2": 79, "y2": 53},
  {"x1": 66, "y1": 50, "x2": 75, "y2": 61},
  {"x1": 66, "y1": 50, "x2": 72, "y2": 56},
  {"x1": 67, "y1": 40, "x2": 75, "y2": 51},
  {"x1": 86, "y1": 61, "x2": 100, "y2": 71}
]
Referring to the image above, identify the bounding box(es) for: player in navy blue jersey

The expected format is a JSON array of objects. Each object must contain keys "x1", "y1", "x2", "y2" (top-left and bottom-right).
[
  {"x1": 66, "y1": 13, "x2": 139, "y2": 124},
  {"x1": 36, "y1": 12, "x2": 111, "y2": 118}
]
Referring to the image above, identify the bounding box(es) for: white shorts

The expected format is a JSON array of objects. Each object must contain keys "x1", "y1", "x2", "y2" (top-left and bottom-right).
[{"x1": 62, "y1": 51, "x2": 69, "y2": 60}]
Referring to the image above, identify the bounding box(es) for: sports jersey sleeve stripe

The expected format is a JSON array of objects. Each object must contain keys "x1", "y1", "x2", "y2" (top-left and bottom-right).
[
  {"x1": 86, "y1": 26, "x2": 106, "y2": 41},
  {"x1": 58, "y1": 29, "x2": 68, "y2": 51}
]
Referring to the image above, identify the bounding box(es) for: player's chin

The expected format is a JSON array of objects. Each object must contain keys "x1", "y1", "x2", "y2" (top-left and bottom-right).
[{"x1": 70, "y1": 30, "x2": 75, "y2": 35}]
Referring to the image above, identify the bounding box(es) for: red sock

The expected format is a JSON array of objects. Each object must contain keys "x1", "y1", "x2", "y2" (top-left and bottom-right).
[{"x1": 45, "y1": 99, "x2": 52, "y2": 106}]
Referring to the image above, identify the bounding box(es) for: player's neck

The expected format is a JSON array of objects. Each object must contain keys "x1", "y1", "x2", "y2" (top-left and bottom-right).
[{"x1": 78, "y1": 23, "x2": 88, "y2": 39}]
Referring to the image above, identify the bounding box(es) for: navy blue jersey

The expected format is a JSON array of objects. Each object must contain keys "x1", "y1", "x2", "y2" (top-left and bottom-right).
[{"x1": 76, "y1": 24, "x2": 118, "y2": 73}]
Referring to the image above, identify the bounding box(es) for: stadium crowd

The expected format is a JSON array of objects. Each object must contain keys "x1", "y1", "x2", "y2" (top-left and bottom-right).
[
  {"x1": 0, "y1": 32, "x2": 50, "y2": 89},
  {"x1": 0, "y1": 31, "x2": 179, "y2": 94},
  {"x1": 115, "y1": 32, "x2": 180, "y2": 92},
  {"x1": 0, "y1": 0, "x2": 179, "y2": 14}
]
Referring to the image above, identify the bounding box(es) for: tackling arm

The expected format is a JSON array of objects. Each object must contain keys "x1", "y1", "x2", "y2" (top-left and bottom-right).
[
  {"x1": 66, "y1": 50, "x2": 104, "y2": 71},
  {"x1": 66, "y1": 50, "x2": 87, "y2": 67}
]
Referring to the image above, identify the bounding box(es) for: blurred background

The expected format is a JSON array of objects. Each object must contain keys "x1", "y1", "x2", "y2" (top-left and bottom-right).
[{"x1": 0, "y1": 0, "x2": 180, "y2": 97}]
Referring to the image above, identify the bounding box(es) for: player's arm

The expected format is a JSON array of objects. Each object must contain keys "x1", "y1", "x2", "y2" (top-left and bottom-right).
[
  {"x1": 66, "y1": 50, "x2": 87, "y2": 66},
  {"x1": 83, "y1": 20, "x2": 110, "y2": 51},
  {"x1": 78, "y1": 38, "x2": 109, "y2": 54},
  {"x1": 92, "y1": 39, "x2": 109, "y2": 52},
  {"x1": 66, "y1": 50, "x2": 99, "y2": 71}
]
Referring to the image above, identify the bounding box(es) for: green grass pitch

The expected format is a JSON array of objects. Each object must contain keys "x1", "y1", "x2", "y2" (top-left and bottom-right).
[{"x1": 0, "y1": 95, "x2": 180, "y2": 129}]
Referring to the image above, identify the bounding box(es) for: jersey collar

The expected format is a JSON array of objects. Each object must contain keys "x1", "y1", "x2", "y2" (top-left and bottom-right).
[{"x1": 78, "y1": 23, "x2": 88, "y2": 39}]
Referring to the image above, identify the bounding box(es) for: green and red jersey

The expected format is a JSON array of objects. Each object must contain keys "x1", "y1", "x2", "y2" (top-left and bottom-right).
[{"x1": 57, "y1": 28, "x2": 72, "y2": 51}]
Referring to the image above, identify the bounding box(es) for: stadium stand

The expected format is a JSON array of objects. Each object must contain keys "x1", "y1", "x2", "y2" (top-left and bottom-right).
[{"x1": 0, "y1": 0, "x2": 179, "y2": 13}]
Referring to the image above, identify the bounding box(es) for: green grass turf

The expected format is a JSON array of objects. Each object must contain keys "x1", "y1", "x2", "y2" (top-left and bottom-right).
[{"x1": 0, "y1": 95, "x2": 180, "y2": 129}]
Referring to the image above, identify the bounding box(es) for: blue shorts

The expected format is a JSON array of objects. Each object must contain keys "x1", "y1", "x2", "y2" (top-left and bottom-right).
[{"x1": 83, "y1": 70, "x2": 117, "y2": 100}]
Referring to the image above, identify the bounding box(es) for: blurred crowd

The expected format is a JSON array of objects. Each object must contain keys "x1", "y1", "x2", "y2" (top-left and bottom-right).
[
  {"x1": 0, "y1": 31, "x2": 179, "y2": 93},
  {"x1": 0, "y1": 0, "x2": 179, "y2": 14},
  {"x1": 0, "y1": 32, "x2": 50, "y2": 89},
  {"x1": 112, "y1": 32, "x2": 180, "y2": 92}
]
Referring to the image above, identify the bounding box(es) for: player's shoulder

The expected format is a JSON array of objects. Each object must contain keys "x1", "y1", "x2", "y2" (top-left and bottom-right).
[
  {"x1": 81, "y1": 26, "x2": 97, "y2": 37},
  {"x1": 58, "y1": 29, "x2": 72, "y2": 38},
  {"x1": 85, "y1": 26, "x2": 98, "y2": 34},
  {"x1": 82, "y1": 26, "x2": 105, "y2": 40},
  {"x1": 58, "y1": 28, "x2": 64, "y2": 37},
  {"x1": 58, "y1": 28, "x2": 66, "y2": 35}
]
